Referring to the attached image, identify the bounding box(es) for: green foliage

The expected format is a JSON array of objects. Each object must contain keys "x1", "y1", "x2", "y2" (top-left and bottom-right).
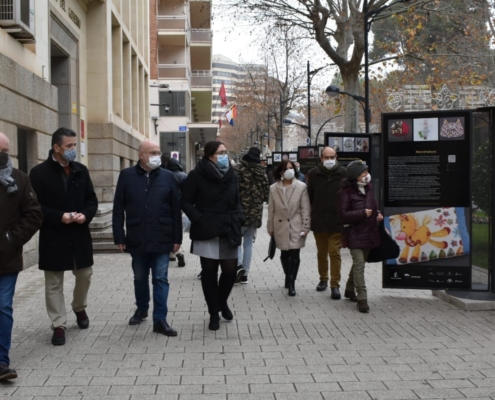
[{"x1": 472, "y1": 141, "x2": 492, "y2": 215}]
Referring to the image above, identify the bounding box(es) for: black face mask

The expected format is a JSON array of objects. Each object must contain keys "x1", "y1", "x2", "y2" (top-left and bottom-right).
[{"x1": 0, "y1": 152, "x2": 8, "y2": 168}]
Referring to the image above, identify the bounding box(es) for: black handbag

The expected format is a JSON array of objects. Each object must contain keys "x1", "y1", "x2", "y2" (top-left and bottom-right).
[
  {"x1": 367, "y1": 222, "x2": 400, "y2": 263},
  {"x1": 264, "y1": 236, "x2": 276, "y2": 262}
]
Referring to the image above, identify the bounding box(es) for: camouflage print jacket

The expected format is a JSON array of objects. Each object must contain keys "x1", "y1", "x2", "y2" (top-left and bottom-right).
[{"x1": 235, "y1": 160, "x2": 270, "y2": 228}]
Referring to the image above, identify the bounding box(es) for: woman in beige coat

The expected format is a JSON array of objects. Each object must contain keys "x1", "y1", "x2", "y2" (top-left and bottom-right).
[{"x1": 267, "y1": 159, "x2": 311, "y2": 296}]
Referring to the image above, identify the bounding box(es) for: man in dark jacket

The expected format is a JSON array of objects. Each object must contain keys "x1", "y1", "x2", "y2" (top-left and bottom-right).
[
  {"x1": 234, "y1": 147, "x2": 269, "y2": 283},
  {"x1": 113, "y1": 140, "x2": 182, "y2": 336},
  {"x1": 307, "y1": 146, "x2": 347, "y2": 299},
  {"x1": 30, "y1": 128, "x2": 98, "y2": 346},
  {"x1": 0, "y1": 132, "x2": 43, "y2": 380}
]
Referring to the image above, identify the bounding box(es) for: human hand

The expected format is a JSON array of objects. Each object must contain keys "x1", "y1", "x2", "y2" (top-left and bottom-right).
[
  {"x1": 173, "y1": 244, "x2": 180, "y2": 253},
  {"x1": 61, "y1": 212, "x2": 76, "y2": 224},
  {"x1": 117, "y1": 244, "x2": 126, "y2": 252},
  {"x1": 365, "y1": 209, "x2": 372, "y2": 217},
  {"x1": 73, "y1": 213, "x2": 87, "y2": 224},
  {"x1": 377, "y1": 213, "x2": 384, "y2": 222}
]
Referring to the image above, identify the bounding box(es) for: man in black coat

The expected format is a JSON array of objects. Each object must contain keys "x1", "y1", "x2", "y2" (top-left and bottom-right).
[
  {"x1": 0, "y1": 132, "x2": 43, "y2": 380},
  {"x1": 307, "y1": 146, "x2": 347, "y2": 299},
  {"x1": 113, "y1": 140, "x2": 182, "y2": 336},
  {"x1": 29, "y1": 128, "x2": 98, "y2": 346}
]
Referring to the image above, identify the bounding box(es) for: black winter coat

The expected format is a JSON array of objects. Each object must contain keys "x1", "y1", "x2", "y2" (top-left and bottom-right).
[
  {"x1": 0, "y1": 168, "x2": 43, "y2": 275},
  {"x1": 181, "y1": 159, "x2": 244, "y2": 242},
  {"x1": 29, "y1": 152, "x2": 98, "y2": 271},
  {"x1": 112, "y1": 164, "x2": 182, "y2": 254},
  {"x1": 307, "y1": 165, "x2": 347, "y2": 233},
  {"x1": 337, "y1": 183, "x2": 380, "y2": 250}
]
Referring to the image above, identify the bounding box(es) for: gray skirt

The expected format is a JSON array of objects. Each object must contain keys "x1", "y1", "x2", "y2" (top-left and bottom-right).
[{"x1": 192, "y1": 236, "x2": 238, "y2": 260}]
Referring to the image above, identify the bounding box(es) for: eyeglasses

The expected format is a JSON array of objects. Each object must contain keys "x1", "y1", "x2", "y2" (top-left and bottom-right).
[{"x1": 214, "y1": 151, "x2": 228, "y2": 156}]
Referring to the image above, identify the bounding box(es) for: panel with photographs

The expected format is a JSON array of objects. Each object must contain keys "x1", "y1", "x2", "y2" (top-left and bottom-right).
[
  {"x1": 439, "y1": 117, "x2": 465, "y2": 141},
  {"x1": 413, "y1": 118, "x2": 439, "y2": 142},
  {"x1": 388, "y1": 119, "x2": 413, "y2": 142},
  {"x1": 327, "y1": 136, "x2": 369, "y2": 152}
]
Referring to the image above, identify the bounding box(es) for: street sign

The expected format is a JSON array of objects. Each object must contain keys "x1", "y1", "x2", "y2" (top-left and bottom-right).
[{"x1": 179, "y1": 126, "x2": 188, "y2": 132}]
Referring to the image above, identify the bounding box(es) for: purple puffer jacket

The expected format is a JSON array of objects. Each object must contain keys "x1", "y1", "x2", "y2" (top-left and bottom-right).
[{"x1": 337, "y1": 183, "x2": 380, "y2": 250}]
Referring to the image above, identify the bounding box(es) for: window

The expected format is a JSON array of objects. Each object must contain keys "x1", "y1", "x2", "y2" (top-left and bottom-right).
[
  {"x1": 159, "y1": 91, "x2": 187, "y2": 116},
  {"x1": 160, "y1": 131, "x2": 186, "y2": 166}
]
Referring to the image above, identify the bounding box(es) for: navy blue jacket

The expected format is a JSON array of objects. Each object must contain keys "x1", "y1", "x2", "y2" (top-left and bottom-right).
[{"x1": 112, "y1": 163, "x2": 182, "y2": 253}]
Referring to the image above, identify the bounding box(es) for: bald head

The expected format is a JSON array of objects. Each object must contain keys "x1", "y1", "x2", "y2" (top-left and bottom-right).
[
  {"x1": 320, "y1": 146, "x2": 336, "y2": 162},
  {"x1": 0, "y1": 132, "x2": 9, "y2": 153},
  {"x1": 138, "y1": 140, "x2": 162, "y2": 171}
]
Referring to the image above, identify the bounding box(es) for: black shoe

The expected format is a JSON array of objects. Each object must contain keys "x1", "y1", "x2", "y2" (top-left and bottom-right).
[
  {"x1": 316, "y1": 281, "x2": 328, "y2": 292},
  {"x1": 221, "y1": 304, "x2": 233, "y2": 321},
  {"x1": 52, "y1": 327, "x2": 66, "y2": 346},
  {"x1": 344, "y1": 290, "x2": 358, "y2": 302},
  {"x1": 0, "y1": 365, "x2": 17, "y2": 381},
  {"x1": 241, "y1": 275, "x2": 249, "y2": 284},
  {"x1": 177, "y1": 253, "x2": 186, "y2": 267},
  {"x1": 235, "y1": 266, "x2": 245, "y2": 283},
  {"x1": 170, "y1": 256, "x2": 177, "y2": 261},
  {"x1": 153, "y1": 320, "x2": 178, "y2": 336},
  {"x1": 209, "y1": 314, "x2": 220, "y2": 331},
  {"x1": 331, "y1": 287, "x2": 341, "y2": 300},
  {"x1": 129, "y1": 309, "x2": 148, "y2": 325},
  {"x1": 357, "y1": 299, "x2": 370, "y2": 313},
  {"x1": 74, "y1": 310, "x2": 89, "y2": 329}
]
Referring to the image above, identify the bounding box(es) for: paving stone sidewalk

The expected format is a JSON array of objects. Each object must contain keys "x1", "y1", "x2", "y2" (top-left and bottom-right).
[{"x1": 3, "y1": 206, "x2": 495, "y2": 400}]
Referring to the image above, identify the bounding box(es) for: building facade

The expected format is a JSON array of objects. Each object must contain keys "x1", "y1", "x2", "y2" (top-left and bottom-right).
[
  {"x1": 0, "y1": 0, "x2": 150, "y2": 264},
  {"x1": 149, "y1": 0, "x2": 216, "y2": 171}
]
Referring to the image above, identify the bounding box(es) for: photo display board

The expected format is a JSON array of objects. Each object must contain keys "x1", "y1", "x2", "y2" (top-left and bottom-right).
[
  {"x1": 271, "y1": 152, "x2": 299, "y2": 165},
  {"x1": 382, "y1": 111, "x2": 472, "y2": 290},
  {"x1": 297, "y1": 146, "x2": 323, "y2": 175},
  {"x1": 324, "y1": 133, "x2": 373, "y2": 167}
]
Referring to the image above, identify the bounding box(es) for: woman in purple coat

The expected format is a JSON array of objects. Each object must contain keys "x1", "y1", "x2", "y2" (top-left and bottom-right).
[{"x1": 337, "y1": 160, "x2": 383, "y2": 313}]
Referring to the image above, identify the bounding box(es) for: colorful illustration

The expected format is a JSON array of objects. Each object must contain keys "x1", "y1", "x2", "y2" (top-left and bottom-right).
[
  {"x1": 413, "y1": 118, "x2": 439, "y2": 142},
  {"x1": 439, "y1": 117, "x2": 465, "y2": 140},
  {"x1": 356, "y1": 138, "x2": 369, "y2": 152},
  {"x1": 385, "y1": 207, "x2": 470, "y2": 265}
]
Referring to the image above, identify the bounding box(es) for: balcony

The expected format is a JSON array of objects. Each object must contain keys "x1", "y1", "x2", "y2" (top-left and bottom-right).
[
  {"x1": 191, "y1": 70, "x2": 212, "y2": 88},
  {"x1": 191, "y1": 29, "x2": 212, "y2": 44},
  {"x1": 157, "y1": 16, "x2": 190, "y2": 43},
  {"x1": 158, "y1": 64, "x2": 191, "y2": 80}
]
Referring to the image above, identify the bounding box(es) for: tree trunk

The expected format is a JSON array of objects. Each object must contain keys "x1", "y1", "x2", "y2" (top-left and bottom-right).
[{"x1": 341, "y1": 71, "x2": 361, "y2": 133}]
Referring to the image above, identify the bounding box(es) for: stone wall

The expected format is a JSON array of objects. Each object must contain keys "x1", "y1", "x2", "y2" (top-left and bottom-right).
[{"x1": 88, "y1": 122, "x2": 140, "y2": 202}]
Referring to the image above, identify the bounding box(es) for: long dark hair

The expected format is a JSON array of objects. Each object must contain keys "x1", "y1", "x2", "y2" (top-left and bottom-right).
[
  {"x1": 273, "y1": 159, "x2": 296, "y2": 181},
  {"x1": 203, "y1": 141, "x2": 225, "y2": 160}
]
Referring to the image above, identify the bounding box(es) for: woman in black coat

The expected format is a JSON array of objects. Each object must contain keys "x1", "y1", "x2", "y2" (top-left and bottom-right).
[
  {"x1": 181, "y1": 141, "x2": 245, "y2": 330},
  {"x1": 337, "y1": 160, "x2": 383, "y2": 313}
]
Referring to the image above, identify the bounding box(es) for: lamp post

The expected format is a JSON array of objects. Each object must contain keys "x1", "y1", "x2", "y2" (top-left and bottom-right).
[
  {"x1": 325, "y1": 85, "x2": 368, "y2": 132},
  {"x1": 267, "y1": 112, "x2": 275, "y2": 149},
  {"x1": 314, "y1": 115, "x2": 345, "y2": 145},
  {"x1": 280, "y1": 92, "x2": 291, "y2": 151},
  {"x1": 284, "y1": 119, "x2": 310, "y2": 145}
]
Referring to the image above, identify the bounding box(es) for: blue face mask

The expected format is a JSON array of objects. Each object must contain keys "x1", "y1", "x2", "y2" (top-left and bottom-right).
[
  {"x1": 62, "y1": 148, "x2": 77, "y2": 162},
  {"x1": 216, "y1": 154, "x2": 229, "y2": 168}
]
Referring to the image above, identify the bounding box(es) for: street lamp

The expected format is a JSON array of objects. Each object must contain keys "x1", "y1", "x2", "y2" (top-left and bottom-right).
[
  {"x1": 280, "y1": 93, "x2": 292, "y2": 151},
  {"x1": 314, "y1": 115, "x2": 345, "y2": 145},
  {"x1": 363, "y1": 0, "x2": 412, "y2": 134},
  {"x1": 284, "y1": 119, "x2": 311, "y2": 144},
  {"x1": 325, "y1": 85, "x2": 366, "y2": 113}
]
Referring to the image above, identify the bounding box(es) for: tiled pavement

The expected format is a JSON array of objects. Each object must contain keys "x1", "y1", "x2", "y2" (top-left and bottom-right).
[{"x1": 4, "y1": 207, "x2": 495, "y2": 400}]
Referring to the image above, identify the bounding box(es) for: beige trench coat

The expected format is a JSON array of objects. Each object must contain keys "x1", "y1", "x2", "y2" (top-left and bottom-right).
[{"x1": 267, "y1": 179, "x2": 311, "y2": 251}]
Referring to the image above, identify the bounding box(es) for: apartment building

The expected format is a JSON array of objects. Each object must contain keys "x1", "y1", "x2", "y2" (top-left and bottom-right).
[
  {"x1": 149, "y1": 0, "x2": 216, "y2": 171},
  {"x1": 0, "y1": 0, "x2": 150, "y2": 264}
]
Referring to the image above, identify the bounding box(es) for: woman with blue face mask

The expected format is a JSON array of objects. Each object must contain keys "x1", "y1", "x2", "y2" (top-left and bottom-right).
[{"x1": 181, "y1": 141, "x2": 245, "y2": 331}]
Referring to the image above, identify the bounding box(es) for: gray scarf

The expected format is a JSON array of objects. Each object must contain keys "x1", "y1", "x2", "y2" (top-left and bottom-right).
[
  {"x1": 0, "y1": 157, "x2": 18, "y2": 195},
  {"x1": 209, "y1": 159, "x2": 229, "y2": 178}
]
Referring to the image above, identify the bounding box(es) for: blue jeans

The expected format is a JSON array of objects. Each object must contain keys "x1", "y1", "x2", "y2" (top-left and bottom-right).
[
  {"x1": 0, "y1": 273, "x2": 18, "y2": 366},
  {"x1": 131, "y1": 253, "x2": 170, "y2": 324},
  {"x1": 237, "y1": 226, "x2": 256, "y2": 275}
]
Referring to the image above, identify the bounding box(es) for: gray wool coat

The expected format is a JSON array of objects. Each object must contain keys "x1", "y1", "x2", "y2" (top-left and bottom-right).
[{"x1": 267, "y1": 179, "x2": 311, "y2": 251}]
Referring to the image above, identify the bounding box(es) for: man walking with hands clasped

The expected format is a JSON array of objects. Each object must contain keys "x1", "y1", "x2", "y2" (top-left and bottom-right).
[
  {"x1": 30, "y1": 128, "x2": 98, "y2": 345},
  {"x1": 307, "y1": 146, "x2": 347, "y2": 299}
]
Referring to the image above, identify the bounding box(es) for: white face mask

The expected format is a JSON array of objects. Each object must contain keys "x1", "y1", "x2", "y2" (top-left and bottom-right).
[
  {"x1": 283, "y1": 169, "x2": 295, "y2": 180},
  {"x1": 323, "y1": 159, "x2": 336, "y2": 170},
  {"x1": 362, "y1": 173, "x2": 371, "y2": 184},
  {"x1": 147, "y1": 155, "x2": 162, "y2": 170}
]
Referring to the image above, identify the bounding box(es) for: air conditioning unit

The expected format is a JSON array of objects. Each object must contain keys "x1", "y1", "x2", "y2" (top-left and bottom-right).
[{"x1": 0, "y1": 0, "x2": 35, "y2": 43}]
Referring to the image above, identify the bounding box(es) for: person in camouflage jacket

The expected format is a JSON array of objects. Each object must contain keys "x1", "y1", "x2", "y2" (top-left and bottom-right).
[{"x1": 234, "y1": 147, "x2": 269, "y2": 283}]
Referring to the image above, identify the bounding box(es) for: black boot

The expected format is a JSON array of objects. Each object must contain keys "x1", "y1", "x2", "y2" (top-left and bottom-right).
[
  {"x1": 288, "y1": 257, "x2": 299, "y2": 297},
  {"x1": 280, "y1": 256, "x2": 290, "y2": 289},
  {"x1": 201, "y1": 270, "x2": 220, "y2": 322},
  {"x1": 218, "y1": 271, "x2": 236, "y2": 321}
]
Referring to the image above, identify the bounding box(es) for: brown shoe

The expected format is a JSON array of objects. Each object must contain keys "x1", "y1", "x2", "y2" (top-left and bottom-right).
[
  {"x1": 357, "y1": 299, "x2": 369, "y2": 313},
  {"x1": 344, "y1": 290, "x2": 358, "y2": 302}
]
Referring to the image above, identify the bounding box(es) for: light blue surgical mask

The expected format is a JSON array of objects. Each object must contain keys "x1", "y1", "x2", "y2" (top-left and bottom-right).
[
  {"x1": 217, "y1": 154, "x2": 229, "y2": 168},
  {"x1": 62, "y1": 149, "x2": 77, "y2": 162}
]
